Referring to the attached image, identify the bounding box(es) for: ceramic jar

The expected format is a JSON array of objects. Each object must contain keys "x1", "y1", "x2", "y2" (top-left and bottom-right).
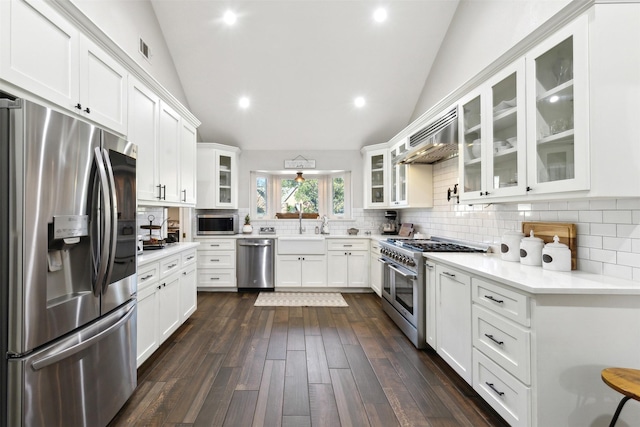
[
  {"x1": 542, "y1": 235, "x2": 572, "y2": 271},
  {"x1": 501, "y1": 231, "x2": 524, "y2": 262},
  {"x1": 520, "y1": 230, "x2": 544, "y2": 266}
]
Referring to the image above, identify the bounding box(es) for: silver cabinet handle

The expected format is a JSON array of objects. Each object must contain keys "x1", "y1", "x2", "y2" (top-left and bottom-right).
[
  {"x1": 425, "y1": 263, "x2": 434, "y2": 270},
  {"x1": 186, "y1": 255, "x2": 195, "y2": 260},
  {"x1": 140, "y1": 274, "x2": 153, "y2": 281},
  {"x1": 443, "y1": 271, "x2": 455, "y2": 277},
  {"x1": 210, "y1": 259, "x2": 219, "y2": 262},
  {"x1": 210, "y1": 277, "x2": 220, "y2": 280},
  {"x1": 209, "y1": 244, "x2": 220, "y2": 247},
  {"x1": 168, "y1": 263, "x2": 178, "y2": 269}
]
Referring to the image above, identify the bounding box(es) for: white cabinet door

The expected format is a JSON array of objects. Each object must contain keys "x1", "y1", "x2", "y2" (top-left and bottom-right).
[
  {"x1": 180, "y1": 120, "x2": 197, "y2": 205},
  {"x1": 78, "y1": 35, "x2": 127, "y2": 134},
  {"x1": 0, "y1": 0, "x2": 79, "y2": 109},
  {"x1": 327, "y1": 252, "x2": 349, "y2": 287},
  {"x1": 158, "y1": 273, "x2": 181, "y2": 341},
  {"x1": 363, "y1": 147, "x2": 388, "y2": 208},
  {"x1": 346, "y1": 251, "x2": 369, "y2": 287},
  {"x1": 525, "y1": 15, "x2": 589, "y2": 195},
  {"x1": 215, "y1": 150, "x2": 237, "y2": 208},
  {"x1": 136, "y1": 283, "x2": 159, "y2": 367},
  {"x1": 301, "y1": 256, "x2": 327, "y2": 287},
  {"x1": 436, "y1": 264, "x2": 472, "y2": 384},
  {"x1": 424, "y1": 260, "x2": 437, "y2": 349},
  {"x1": 276, "y1": 255, "x2": 302, "y2": 287},
  {"x1": 128, "y1": 77, "x2": 159, "y2": 201},
  {"x1": 158, "y1": 101, "x2": 182, "y2": 203},
  {"x1": 180, "y1": 265, "x2": 197, "y2": 321},
  {"x1": 370, "y1": 253, "x2": 382, "y2": 296}
]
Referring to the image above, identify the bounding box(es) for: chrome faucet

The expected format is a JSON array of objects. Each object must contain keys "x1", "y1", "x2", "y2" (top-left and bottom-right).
[{"x1": 296, "y1": 203, "x2": 305, "y2": 234}]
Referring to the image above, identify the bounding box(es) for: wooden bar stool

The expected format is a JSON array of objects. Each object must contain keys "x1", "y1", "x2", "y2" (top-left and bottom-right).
[{"x1": 601, "y1": 367, "x2": 640, "y2": 427}]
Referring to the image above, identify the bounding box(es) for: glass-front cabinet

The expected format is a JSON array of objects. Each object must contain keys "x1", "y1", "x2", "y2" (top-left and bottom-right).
[
  {"x1": 525, "y1": 15, "x2": 589, "y2": 194},
  {"x1": 459, "y1": 60, "x2": 526, "y2": 202},
  {"x1": 196, "y1": 143, "x2": 240, "y2": 209},
  {"x1": 362, "y1": 146, "x2": 388, "y2": 208},
  {"x1": 216, "y1": 151, "x2": 234, "y2": 206},
  {"x1": 390, "y1": 138, "x2": 408, "y2": 206}
]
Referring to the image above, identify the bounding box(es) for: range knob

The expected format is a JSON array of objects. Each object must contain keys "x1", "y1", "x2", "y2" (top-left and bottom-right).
[{"x1": 406, "y1": 258, "x2": 416, "y2": 267}]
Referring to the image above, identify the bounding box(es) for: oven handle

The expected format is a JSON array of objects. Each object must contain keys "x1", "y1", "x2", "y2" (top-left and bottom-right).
[
  {"x1": 389, "y1": 264, "x2": 417, "y2": 280},
  {"x1": 378, "y1": 258, "x2": 389, "y2": 265}
]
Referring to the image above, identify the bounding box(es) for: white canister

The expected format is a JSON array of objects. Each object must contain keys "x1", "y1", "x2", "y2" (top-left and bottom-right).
[
  {"x1": 542, "y1": 235, "x2": 572, "y2": 271},
  {"x1": 520, "y1": 230, "x2": 544, "y2": 266},
  {"x1": 501, "y1": 231, "x2": 525, "y2": 262}
]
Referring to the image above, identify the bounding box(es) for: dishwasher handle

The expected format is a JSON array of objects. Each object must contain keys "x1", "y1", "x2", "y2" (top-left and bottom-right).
[{"x1": 238, "y1": 241, "x2": 273, "y2": 247}]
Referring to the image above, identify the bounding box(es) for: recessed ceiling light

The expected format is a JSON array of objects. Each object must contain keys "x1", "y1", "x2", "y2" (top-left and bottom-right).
[
  {"x1": 354, "y1": 97, "x2": 366, "y2": 108},
  {"x1": 239, "y1": 97, "x2": 250, "y2": 109},
  {"x1": 223, "y1": 10, "x2": 237, "y2": 26},
  {"x1": 373, "y1": 7, "x2": 387, "y2": 23}
]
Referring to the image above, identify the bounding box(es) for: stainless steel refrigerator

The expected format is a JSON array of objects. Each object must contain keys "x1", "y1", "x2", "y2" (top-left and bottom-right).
[{"x1": 1, "y1": 96, "x2": 138, "y2": 427}]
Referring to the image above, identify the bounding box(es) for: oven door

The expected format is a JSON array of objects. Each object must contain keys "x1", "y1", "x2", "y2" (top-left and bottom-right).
[{"x1": 380, "y1": 258, "x2": 418, "y2": 327}]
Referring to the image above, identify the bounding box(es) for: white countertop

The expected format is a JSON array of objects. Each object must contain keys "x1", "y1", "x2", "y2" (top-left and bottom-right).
[
  {"x1": 138, "y1": 242, "x2": 200, "y2": 265},
  {"x1": 423, "y1": 252, "x2": 640, "y2": 296},
  {"x1": 194, "y1": 233, "x2": 389, "y2": 241}
]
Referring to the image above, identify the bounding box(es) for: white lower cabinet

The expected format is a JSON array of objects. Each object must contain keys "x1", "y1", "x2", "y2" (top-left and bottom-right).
[
  {"x1": 424, "y1": 260, "x2": 437, "y2": 349},
  {"x1": 435, "y1": 263, "x2": 472, "y2": 384},
  {"x1": 136, "y1": 245, "x2": 198, "y2": 367},
  {"x1": 369, "y1": 241, "x2": 382, "y2": 296},
  {"x1": 327, "y1": 239, "x2": 369, "y2": 288},
  {"x1": 196, "y1": 238, "x2": 236, "y2": 290},
  {"x1": 276, "y1": 255, "x2": 327, "y2": 287}
]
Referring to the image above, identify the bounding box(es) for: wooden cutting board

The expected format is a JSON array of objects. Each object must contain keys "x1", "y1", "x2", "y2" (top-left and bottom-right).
[
  {"x1": 398, "y1": 223, "x2": 414, "y2": 237},
  {"x1": 522, "y1": 222, "x2": 577, "y2": 270}
]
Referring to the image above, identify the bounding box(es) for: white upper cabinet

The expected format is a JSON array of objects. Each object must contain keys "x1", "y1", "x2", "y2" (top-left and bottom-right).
[
  {"x1": 0, "y1": 0, "x2": 127, "y2": 134},
  {"x1": 362, "y1": 145, "x2": 388, "y2": 208},
  {"x1": 157, "y1": 101, "x2": 182, "y2": 204},
  {"x1": 525, "y1": 15, "x2": 589, "y2": 195},
  {"x1": 1, "y1": 0, "x2": 79, "y2": 108},
  {"x1": 78, "y1": 35, "x2": 128, "y2": 134},
  {"x1": 129, "y1": 77, "x2": 160, "y2": 202},
  {"x1": 460, "y1": 61, "x2": 527, "y2": 203},
  {"x1": 180, "y1": 121, "x2": 197, "y2": 205},
  {"x1": 196, "y1": 143, "x2": 240, "y2": 209}
]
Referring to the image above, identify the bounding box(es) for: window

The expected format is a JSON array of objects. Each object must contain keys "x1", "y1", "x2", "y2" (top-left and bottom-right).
[{"x1": 251, "y1": 171, "x2": 351, "y2": 219}]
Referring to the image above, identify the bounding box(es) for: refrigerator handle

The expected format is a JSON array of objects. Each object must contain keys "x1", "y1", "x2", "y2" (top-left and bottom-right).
[
  {"x1": 93, "y1": 147, "x2": 112, "y2": 295},
  {"x1": 101, "y1": 148, "x2": 118, "y2": 294},
  {"x1": 31, "y1": 300, "x2": 136, "y2": 371}
]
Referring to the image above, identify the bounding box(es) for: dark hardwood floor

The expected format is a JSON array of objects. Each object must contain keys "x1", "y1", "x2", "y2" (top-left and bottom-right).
[{"x1": 109, "y1": 292, "x2": 509, "y2": 427}]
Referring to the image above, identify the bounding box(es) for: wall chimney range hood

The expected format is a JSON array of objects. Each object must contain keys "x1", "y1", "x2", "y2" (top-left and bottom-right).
[{"x1": 394, "y1": 107, "x2": 458, "y2": 165}]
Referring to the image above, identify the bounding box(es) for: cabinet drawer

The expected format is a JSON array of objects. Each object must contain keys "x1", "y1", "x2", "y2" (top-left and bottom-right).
[
  {"x1": 137, "y1": 263, "x2": 159, "y2": 290},
  {"x1": 182, "y1": 250, "x2": 197, "y2": 267},
  {"x1": 473, "y1": 305, "x2": 531, "y2": 385},
  {"x1": 197, "y1": 252, "x2": 235, "y2": 269},
  {"x1": 159, "y1": 255, "x2": 181, "y2": 278},
  {"x1": 198, "y1": 269, "x2": 236, "y2": 287},
  {"x1": 197, "y1": 239, "x2": 236, "y2": 251},
  {"x1": 327, "y1": 240, "x2": 369, "y2": 251},
  {"x1": 370, "y1": 241, "x2": 381, "y2": 255},
  {"x1": 472, "y1": 278, "x2": 530, "y2": 327},
  {"x1": 473, "y1": 349, "x2": 530, "y2": 427}
]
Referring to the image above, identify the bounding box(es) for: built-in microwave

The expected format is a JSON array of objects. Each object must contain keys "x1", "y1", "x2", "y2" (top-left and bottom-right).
[{"x1": 196, "y1": 214, "x2": 239, "y2": 235}]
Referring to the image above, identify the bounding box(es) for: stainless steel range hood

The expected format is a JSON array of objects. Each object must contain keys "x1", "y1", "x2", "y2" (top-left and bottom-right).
[{"x1": 394, "y1": 107, "x2": 458, "y2": 164}]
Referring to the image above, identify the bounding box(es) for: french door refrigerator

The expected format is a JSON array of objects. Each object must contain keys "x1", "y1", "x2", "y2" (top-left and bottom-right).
[{"x1": 1, "y1": 96, "x2": 138, "y2": 427}]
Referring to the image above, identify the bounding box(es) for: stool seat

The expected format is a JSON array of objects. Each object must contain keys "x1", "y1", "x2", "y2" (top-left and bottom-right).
[{"x1": 601, "y1": 367, "x2": 640, "y2": 427}]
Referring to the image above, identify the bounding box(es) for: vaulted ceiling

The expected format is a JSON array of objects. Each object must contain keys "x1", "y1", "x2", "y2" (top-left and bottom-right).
[{"x1": 151, "y1": 0, "x2": 459, "y2": 151}]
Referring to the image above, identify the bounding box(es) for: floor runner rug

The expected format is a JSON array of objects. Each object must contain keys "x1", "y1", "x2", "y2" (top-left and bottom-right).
[{"x1": 254, "y1": 292, "x2": 348, "y2": 307}]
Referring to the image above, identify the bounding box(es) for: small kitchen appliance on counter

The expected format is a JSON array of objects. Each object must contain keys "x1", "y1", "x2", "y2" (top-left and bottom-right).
[{"x1": 382, "y1": 210, "x2": 398, "y2": 235}]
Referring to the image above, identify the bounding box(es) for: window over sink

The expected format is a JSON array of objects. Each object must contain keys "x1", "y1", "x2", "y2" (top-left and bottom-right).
[{"x1": 250, "y1": 171, "x2": 351, "y2": 220}]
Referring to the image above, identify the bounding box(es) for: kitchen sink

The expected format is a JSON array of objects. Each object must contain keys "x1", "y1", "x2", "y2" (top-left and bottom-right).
[{"x1": 277, "y1": 236, "x2": 326, "y2": 254}]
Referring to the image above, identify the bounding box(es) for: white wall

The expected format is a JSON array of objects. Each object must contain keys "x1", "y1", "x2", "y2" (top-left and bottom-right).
[
  {"x1": 71, "y1": 0, "x2": 189, "y2": 106},
  {"x1": 410, "y1": 0, "x2": 571, "y2": 121},
  {"x1": 237, "y1": 149, "x2": 364, "y2": 209}
]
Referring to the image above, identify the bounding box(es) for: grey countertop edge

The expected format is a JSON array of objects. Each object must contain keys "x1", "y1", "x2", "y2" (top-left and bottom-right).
[{"x1": 423, "y1": 252, "x2": 640, "y2": 296}]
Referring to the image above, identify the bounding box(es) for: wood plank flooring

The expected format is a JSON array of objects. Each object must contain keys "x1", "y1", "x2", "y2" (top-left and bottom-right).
[{"x1": 109, "y1": 292, "x2": 509, "y2": 427}]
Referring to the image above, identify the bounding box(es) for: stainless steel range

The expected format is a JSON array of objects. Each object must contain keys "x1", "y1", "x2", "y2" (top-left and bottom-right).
[{"x1": 379, "y1": 237, "x2": 486, "y2": 349}]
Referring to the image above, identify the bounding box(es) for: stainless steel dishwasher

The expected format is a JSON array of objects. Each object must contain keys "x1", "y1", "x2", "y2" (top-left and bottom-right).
[{"x1": 236, "y1": 238, "x2": 275, "y2": 291}]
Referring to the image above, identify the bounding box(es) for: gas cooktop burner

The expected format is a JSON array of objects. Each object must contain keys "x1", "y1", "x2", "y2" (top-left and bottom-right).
[{"x1": 386, "y1": 238, "x2": 487, "y2": 253}]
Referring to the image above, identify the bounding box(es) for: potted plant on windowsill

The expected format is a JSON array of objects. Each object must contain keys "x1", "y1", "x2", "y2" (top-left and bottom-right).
[{"x1": 242, "y1": 214, "x2": 253, "y2": 234}]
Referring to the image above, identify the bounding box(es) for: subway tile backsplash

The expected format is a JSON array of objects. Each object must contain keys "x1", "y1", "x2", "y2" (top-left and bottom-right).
[
  {"x1": 228, "y1": 157, "x2": 639, "y2": 282},
  {"x1": 398, "y1": 157, "x2": 640, "y2": 282}
]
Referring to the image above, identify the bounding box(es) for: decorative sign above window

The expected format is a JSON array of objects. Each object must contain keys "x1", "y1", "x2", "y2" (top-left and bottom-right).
[{"x1": 284, "y1": 155, "x2": 316, "y2": 169}]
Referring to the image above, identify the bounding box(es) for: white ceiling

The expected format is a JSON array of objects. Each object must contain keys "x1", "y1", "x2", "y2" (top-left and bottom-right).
[{"x1": 151, "y1": 0, "x2": 459, "y2": 151}]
